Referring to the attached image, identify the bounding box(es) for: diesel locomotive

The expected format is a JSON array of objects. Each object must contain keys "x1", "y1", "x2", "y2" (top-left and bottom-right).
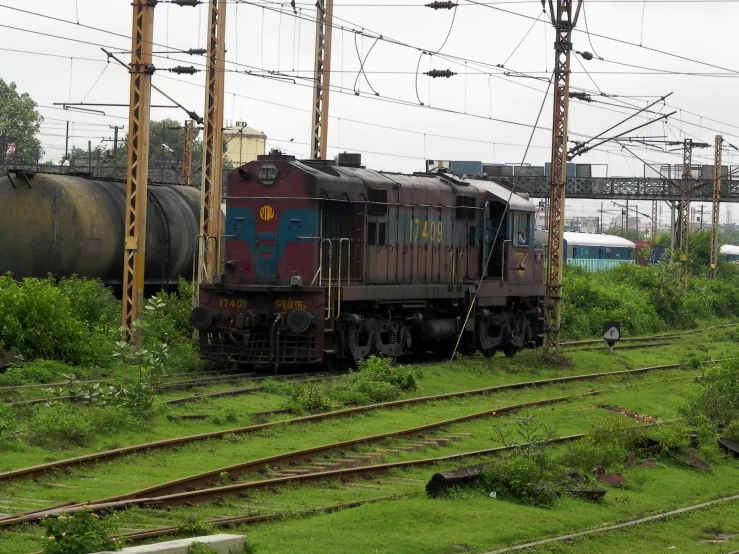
[{"x1": 191, "y1": 151, "x2": 546, "y2": 369}]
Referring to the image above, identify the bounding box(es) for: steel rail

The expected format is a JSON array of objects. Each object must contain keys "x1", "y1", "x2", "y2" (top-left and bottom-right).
[
  {"x1": 560, "y1": 323, "x2": 738, "y2": 347},
  {"x1": 6, "y1": 372, "x2": 333, "y2": 407},
  {"x1": 157, "y1": 376, "x2": 336, "y2": 406},
  {"x1": 0, "y1": 432, "x2": 588, "y2": 526},
  {"x1": 101, "y1": 394, "x2": 594, "y2": 502},
  {"x1": 0, "y1": 360, "x2": 716, "y2": 483},
  {"x1": 0, "y1": 381, "x2": 687, "y2": 527},
  {"x1": 483, "y1": 493, "x2": 739, "y2": 553},
  {"x1": 26, "y1": 494, "x2": 411, "y2": 553}
]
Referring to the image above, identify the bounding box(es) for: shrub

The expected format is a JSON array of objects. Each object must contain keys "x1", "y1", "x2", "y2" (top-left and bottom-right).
[
  {"x1": 479, "y1": 452, "x2": 565, "y2": 507},
  {"x1": 0, "y1": 274, "x2": 114, "y2": 365},
  {"x1": 0, "y1": 404, "x2": 15, "y2": 439},
  {"x1": 41, "y1": 510, "x2": 121, "y2": 554},
  {"x1": 27, "y1": 405, "x2": 94, "y2": 449},
  {"x1": 723, "y1": 421, "x2": 739, "y2": 442},
  {"x1": 682, "y1": 360, "x2": 739, "y2": 426},
  {"x1": 587, "y1": 413, "x2": 646, "y2": 452},
  {"x1": 554, "y1": 440, "x2": 625, "y2": 472}
]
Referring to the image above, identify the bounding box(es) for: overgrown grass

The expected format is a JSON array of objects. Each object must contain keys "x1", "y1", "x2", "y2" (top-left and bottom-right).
[{"x1": 562, "y1": 262, "x2": 739, "y2": 339}]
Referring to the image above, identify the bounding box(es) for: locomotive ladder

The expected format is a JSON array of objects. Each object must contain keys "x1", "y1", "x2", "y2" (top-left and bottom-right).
[{"x1": 318, "y1": 238, "x2": 351, "y2": 322}]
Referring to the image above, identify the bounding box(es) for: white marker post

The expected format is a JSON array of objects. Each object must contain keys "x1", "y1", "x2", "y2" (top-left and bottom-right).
[{"x1": 603, "y1": 321, "x2": 621, "y2": 353}]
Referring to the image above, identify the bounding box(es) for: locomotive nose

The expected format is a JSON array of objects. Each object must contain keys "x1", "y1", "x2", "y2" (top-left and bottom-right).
[{"x1": 190, "y1": 307, "x2": 221, "y2": 330}]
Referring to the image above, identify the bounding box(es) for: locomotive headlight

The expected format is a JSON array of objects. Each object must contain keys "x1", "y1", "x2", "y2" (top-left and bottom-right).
[
  {"x1": 257, "y1": 164, "x2": 279, "y2": 186},
  {"x1": 290, "y1": 275, "x2": 302, "y2": 287},
  {"x1": 212, "y1": 273, "x2": 224, "y2": 285}
]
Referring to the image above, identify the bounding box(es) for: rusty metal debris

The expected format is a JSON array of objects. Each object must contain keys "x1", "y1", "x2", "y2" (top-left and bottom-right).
[
  {"x1": 426, "y1": 464, "x2": 486, "y2": 496},
  {"x1": 604, "y1": 405, "x2": 659, "y2": 424},
  {"x1": 669, "y1": 450, "x2": 712, "y2": 471},
  {"x1": 718, "y1": 437, "x2": 739, "y2": 458},
  {"x1": 566, "y1": 488, "x2": 607, "y2": 501},
  {"x1": 593, "y1": 466, "x2": 628, "y2": 487}
]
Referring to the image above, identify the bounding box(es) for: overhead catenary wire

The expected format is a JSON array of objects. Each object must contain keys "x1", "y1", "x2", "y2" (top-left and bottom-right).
[{"x1": 449, "y1": 73, "x2": 554, "y2": 363}]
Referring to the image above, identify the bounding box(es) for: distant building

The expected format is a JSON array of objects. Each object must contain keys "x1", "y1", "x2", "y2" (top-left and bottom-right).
[
  {"x1": 223, "y1": 121, "x2": 267, "y2": 166},
  {"x1": 565, "y1": 216, "x2": 600, "y2": 234}
]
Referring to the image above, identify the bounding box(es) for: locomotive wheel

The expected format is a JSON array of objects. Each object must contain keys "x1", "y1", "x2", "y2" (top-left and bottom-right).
[
  {"x1": 482, "y1": 347, "x2": 497, "y2": 359},
  {"x1": 503, "y1": 344, "x2": 519, "y2": 358},
  {"x1": 323, "y1": 353, "x2": 350, "y2": 373}
]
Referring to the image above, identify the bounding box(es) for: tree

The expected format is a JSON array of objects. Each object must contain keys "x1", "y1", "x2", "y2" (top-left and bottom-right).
[
  {"x1": 59, "y1": 118, "x2": 231, "y2": 178},
  {"x1": 0, "y1": 79, "x2": 43, "y2": 166}
]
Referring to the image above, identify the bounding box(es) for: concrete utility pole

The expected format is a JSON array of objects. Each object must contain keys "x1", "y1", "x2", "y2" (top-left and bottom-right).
[
  {"x1": 544, "y1": 0, "x2": 583, "y2": 356},
  {"x1": 710, "y1": 135, "x2": 723, "y2": 279},
  {"x1": 121, "y1": 0, "x2": 155, "y2": 340},
  {"x1": 310, "y1": 0, "x2": 334, "y2": 159},
  {"x1": 110, "y1": 125, "x2": 123, "y2": 167},
  {"x1": 180, "y1": 119, "x2": 195, "y2": 186},
  {"x1": 198, "y1": 0, "x2": 227, "y2": 291}
]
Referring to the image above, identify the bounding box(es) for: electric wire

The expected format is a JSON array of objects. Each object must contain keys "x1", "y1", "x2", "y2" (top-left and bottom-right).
[{"x1": 449, "y1": 72, "x2": 554, "y2": 362}]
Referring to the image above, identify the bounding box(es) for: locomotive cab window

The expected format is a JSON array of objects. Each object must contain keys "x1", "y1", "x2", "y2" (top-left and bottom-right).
[
  {"x1": 513, "y1": 213, "x2": 530, "y2": 246},
  {"x1": 366, "y1": 221, "x2": 387, "y2": 246},
  {"x1": 367, "y1": 188, "x2": 389, "y2": 246},
  {"x1": 368, "y1": 188, "x2": 388, "y2": 216},
  {"x1": 456, "y1": 195, "x2": 476, "y2": 220}
]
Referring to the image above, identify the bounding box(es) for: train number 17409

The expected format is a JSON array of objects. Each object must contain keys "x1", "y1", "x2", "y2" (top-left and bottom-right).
[{"x1": 409, "y1": 219, "x2": 443, "y2": 243}]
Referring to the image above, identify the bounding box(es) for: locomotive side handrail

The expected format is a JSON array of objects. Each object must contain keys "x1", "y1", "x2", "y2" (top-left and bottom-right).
[
  {"x1": 320, "y1": 239, "x2": 333, "y2": 321},
  {"x1": 501, "y1": 239, "x2": 512, "y2": 282},
  {"x1": 336, "y1": 238, "x2": 351, "y2": 319}
]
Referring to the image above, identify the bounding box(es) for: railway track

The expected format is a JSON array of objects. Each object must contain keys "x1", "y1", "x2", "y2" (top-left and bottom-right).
[
  {"x1": 483, "y1": 493, "x2": 739, "y2": 553},
  {"x1": 0, "y1": 375, "x2": 691, "y2": 526},
  {"x1": 0, "y1": 360, "x2": 709, "y2": 483},
  {"x1": 6, "y1": 371, "x2": 334, "y2": 407},
  {"x1": 560, "y1": 323, "x2": 738, "y2": 348}
]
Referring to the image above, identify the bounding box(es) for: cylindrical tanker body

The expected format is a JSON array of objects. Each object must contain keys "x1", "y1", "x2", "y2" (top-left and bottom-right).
[{"x1": 0, "y1": 172, "x2": 200, "y2": 284}]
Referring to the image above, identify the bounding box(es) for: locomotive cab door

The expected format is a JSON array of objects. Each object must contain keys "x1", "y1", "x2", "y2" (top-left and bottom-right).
[{"x1": 483, "y1": 200, "x2": 507, "y2": 278}]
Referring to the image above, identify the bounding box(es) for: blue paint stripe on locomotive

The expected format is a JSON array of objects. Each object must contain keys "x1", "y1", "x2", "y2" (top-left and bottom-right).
[{"x1": 226, "y1": 207, "x2": 317, "y2": 282}]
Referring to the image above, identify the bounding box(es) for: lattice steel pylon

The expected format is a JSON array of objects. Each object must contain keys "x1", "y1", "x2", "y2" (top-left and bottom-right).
[
  {"x1": 678, "y1": 140, "x2": 693, "y2": 289},
  {"x1": 122, "y1": 0, "x2": 155, "y2": 341},
  {"x1": 180, "y1": 119, "x2": 195, "y2": 186},
  {"x1": 651, "y1": 200, "x2": 658, "y2": 244},
  {"x1": 710, "y1": 135, "x2": 723, "y2": 280},
  {"x1": 310, "y1": 0, "x2": 334, "y2": 159},
  {"x1": 544, "y1": 0, "x2": 582, "y2": 356},
  {"x1": 198, "y1": 0, "x2": 227, "y2": 290}
]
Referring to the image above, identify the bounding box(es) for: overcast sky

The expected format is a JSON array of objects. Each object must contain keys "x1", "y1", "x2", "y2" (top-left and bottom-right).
[{"x1": 3, "y1": 0, "x2": 739, "y2": 227}]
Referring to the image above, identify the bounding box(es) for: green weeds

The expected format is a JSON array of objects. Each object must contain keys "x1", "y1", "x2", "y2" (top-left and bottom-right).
[{"x1": 40, "y1": 510, "x2": 122, "y2": 554}]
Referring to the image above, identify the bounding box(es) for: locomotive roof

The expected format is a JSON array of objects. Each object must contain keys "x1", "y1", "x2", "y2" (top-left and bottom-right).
[
  {"x1": 299, "y1": 161, "x2": 534, "y2": 211},
  {"x1": 465, "y1": 178, "x2": 535, "y2": 212},
  {"x1": 720, "y1": 244, "x2": 739, "y2": 256}
]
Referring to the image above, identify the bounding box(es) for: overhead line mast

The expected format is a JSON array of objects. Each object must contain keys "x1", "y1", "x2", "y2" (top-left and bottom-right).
[
  {"x1": 310, "y1": 0, "x2": 334, "y2": 159},
  {"x1": 180, "y1": 119, "x2": 195, "y2": 186},
  {"x1": 710, "y1": 135, "x2": 723, "y2": 280},
  {"x1": 122, "y1": 0, "x2": 155, "y2": 340},
  {"x1": 198, "y1": 0, "x2": 227, "y2": 291},
  {"x1": 544, "y1": 0, "x2": 582, "y2": 357}
]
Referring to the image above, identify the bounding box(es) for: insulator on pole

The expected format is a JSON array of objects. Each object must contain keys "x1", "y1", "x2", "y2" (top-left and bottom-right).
[
  {"x1": 425, "y1": 69, "x2": 456, "y2": 78},
  {"x1": 187, "y1": 48, "x2": 208, "y2": 55},
  {"x1": 171, "y1": 0, "x2": 201, "y2": 6},
  {"x1": 168, "y1": 65, "x2": 200, "y2": 74},
  {"x1": 569, "y1": 91, "x2": 593, "y2": 102},
  {"x1": 425, "y1": 1, "x2": 457, "y2": 9}
]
